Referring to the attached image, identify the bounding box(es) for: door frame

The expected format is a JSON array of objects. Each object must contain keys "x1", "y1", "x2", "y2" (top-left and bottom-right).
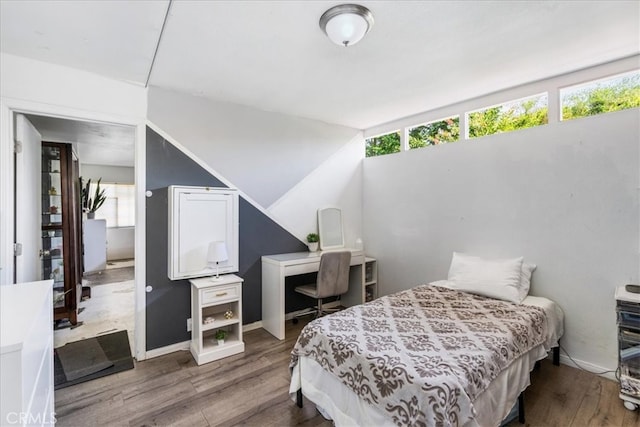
[{"x1": 0, "y1": 97, "x2": 148, "y2": 361}]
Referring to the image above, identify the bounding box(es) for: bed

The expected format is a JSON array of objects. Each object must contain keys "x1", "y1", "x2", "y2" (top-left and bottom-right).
[{"x1": 289, "y1": 254, "x2": 564, "y2": 427}]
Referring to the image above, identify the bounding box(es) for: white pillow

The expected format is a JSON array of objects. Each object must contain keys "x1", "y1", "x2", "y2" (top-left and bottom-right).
[
  {"x1": 447, "y1": 252, "x2": 524, "y2": 303},
  {"x1": 519, "y1": 262, "x2": 537, "y2": 301}
]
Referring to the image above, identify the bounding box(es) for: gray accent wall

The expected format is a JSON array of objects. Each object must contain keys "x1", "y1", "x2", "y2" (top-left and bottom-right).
[{"x1": 145, "y1": 126, "x2": 307, "y2": 350}]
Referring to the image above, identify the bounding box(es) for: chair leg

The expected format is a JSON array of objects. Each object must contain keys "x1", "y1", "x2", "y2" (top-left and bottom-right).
[
  {"x1": 317, "y1": 298, "x2": 323, "y2": 317},
  {"x1": 292, "y1": 307, "x2": 316, "y2": 324}
]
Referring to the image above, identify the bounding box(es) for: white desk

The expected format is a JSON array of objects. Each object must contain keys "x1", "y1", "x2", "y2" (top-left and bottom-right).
[{"x1": 262, "y1": 249, "x2": 365, "y2": 340}]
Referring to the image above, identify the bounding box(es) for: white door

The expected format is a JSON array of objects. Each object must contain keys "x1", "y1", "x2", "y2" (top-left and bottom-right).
[{"x1": 14, "y1": 114, "x2": 42, "y2": 283}]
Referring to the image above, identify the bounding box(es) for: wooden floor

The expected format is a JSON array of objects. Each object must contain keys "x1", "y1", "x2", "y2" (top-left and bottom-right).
[{"x1": 56, "y1": 319, "x2": 639, "y2": 426}]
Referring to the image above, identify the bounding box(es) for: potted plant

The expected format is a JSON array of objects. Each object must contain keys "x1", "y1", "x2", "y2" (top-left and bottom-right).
[
  {"x1": 81, "y1": 177, "x2": 107, "y2": 219},
  {"x1": 306, "y1": 233, "x2": 319, "y2": 252},
  {"x1": 215, "y1": 329, "x2": 228, "y2": 345}
]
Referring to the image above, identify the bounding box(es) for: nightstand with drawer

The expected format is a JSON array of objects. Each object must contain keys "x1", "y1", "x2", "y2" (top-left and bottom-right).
[{"x1": 190, "y1": 274, "x2": 244, "y2": 365}]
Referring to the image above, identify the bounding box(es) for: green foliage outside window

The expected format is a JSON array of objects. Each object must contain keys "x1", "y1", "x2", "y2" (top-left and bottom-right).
[
  {"x1": 365, "y1": 71, "x2": 640, "y2": 157},
  {"x1": 562, "y1": 72, "x2": 640, "y2": 120},
  {"x1": 468, "y1": 96, "x2": 548, "y2": 138},
  {"x1": 409, "y1": 117, "x2": 460, "y2": 149},
  {"x1": 365, "y1": 131, "x2": 401, "y2": 157}
]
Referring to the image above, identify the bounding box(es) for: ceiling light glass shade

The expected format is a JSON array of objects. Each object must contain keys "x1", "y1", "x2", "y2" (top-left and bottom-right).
[{"x1": 320, "y1": 4, "x2": 374, "y2": 47}]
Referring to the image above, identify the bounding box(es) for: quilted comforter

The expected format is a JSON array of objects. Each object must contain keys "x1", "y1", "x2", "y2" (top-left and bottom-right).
[{"x1": 290, "y1": 284, "x2": 547, "y2": 426}]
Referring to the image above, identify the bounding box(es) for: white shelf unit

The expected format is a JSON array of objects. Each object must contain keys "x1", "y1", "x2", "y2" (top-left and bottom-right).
[
  {"x1": 364, "y1": 257, "x2": 377, "y2": 302},
  {"x1": 190, "y1": 274, "x2": 244, "y2": 365},
  {"x1": 616, "y1": 285, "x2": 640, "y2": 410}
]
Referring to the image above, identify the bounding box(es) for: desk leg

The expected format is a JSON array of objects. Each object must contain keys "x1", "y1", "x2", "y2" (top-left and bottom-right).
[{"x1": 262, "y1": 262, "x2": 286, "y2": 340}]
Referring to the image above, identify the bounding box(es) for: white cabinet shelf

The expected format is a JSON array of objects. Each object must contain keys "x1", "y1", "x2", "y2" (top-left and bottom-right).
[
  {"x1": 364, "y1": 257, "x2": 378, "y2": 302},
  {"x1": 201, "y1": 316, "x2": 240, "y2": 332},
  {"x1": 190, "y1": 275, "x2": 244, "y2": 365}
]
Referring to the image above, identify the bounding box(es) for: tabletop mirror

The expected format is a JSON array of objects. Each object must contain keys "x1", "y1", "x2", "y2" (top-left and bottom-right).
[{"x1": 318, "y1": 207, "x2": 344, "y2": 250}]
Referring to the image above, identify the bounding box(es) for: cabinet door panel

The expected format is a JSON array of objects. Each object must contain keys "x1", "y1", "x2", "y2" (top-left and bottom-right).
[{"x1": 168, "y1": 186, "x2": 239, "y2": 280}]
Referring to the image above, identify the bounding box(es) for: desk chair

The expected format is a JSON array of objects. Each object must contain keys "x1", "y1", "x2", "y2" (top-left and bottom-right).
[{"x1": 293, "y1": 251, "x2": 352, "y2": 321}]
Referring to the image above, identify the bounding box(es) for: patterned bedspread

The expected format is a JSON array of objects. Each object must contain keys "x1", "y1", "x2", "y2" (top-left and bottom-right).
[{"x1": 290, "y1": 284, "x2": 548, "y2": 427}]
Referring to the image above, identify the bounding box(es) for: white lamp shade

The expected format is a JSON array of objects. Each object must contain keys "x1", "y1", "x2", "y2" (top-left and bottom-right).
[
  {"x1": 325, "y1": 13, "x2": 369, "y2": 46},
  {"x1": 207, "y1": 241, "x2": 228, "y2": 265}
]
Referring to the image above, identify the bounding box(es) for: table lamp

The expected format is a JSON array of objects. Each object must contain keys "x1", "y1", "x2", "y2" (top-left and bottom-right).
[{"x1": 207, "y1": 241, "x2": 228, "y2": 281}]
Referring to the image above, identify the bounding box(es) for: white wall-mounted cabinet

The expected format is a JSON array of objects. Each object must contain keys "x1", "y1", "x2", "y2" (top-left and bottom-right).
[{"x1": 168, "y1": 186, "x2": 239, "y2": 280}]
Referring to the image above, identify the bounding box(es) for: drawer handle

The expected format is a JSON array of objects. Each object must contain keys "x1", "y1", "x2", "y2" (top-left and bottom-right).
[{"x1": 215, "y1": 292, "x2": 228, "y2": 297}]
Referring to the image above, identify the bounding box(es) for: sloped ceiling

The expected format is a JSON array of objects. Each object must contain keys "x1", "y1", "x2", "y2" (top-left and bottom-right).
[{"x1": 2, "y1": 0, "x2": 639, "y2": 130}]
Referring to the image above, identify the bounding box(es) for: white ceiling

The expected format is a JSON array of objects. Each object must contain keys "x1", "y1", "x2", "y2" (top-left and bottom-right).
[
  {"x1": 26, "y1": 115, "x2": 136, "y2": 167},
  {"x1": 2, "y1": 1, "x2": 639, "y2": 142}
]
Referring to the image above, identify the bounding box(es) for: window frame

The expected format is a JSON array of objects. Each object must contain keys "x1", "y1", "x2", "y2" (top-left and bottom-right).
[{"x1": 559, "y1": 69, "x2": 640, "y2": 122}]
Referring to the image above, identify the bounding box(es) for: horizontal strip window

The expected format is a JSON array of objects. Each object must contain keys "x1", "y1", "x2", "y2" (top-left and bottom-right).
[
  {"x1": 363, "y1": 64, "x2": 639, "y2": 158},
  {"x1": 365, "y1": 130, "x2": 401, "y2": 158},
  {"x1": 408, "y1": 116, "x2": 460, "y2": 150},
  {"x1": 561, "y1": 70, "x2": 640, "y2": 121},
  {"x1": 467, "y1": 93, "x2": 548, "y2": 139}
]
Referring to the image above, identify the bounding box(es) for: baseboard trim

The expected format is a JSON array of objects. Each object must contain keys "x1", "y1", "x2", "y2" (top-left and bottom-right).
[
  {"x1": 243, "y1": 321, "x2": 263, "y2": 332},
  {"x1": 145, "y1": 340, "x2": 190, "y2": 359},
  {"x1": 144, "y1": 308, "x2": 337, "y2": 360},
  {"x1": 557, "y1": 354, "x2": 617, "y2": 381}
]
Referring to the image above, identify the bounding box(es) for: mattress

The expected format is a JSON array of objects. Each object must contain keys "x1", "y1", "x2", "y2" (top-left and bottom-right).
[
  {"x1": 290, "y1": 283, "x2": 564, "y2": 426},
  {"x1": 431, "y1": 280, "x2": 564, "y2": 350}
]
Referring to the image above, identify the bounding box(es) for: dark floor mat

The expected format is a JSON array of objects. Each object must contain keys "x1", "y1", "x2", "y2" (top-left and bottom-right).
[
  {"x1": 56, "y1": 336, "x2": 113, "y2": 381},
  {"x1": 54, "y1": 330, "x2": 134, "y2": 389}
]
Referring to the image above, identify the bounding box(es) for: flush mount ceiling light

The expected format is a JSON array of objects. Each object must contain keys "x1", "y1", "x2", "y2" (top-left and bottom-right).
[{"x1": 319, "y1": 4, "x2": 374, "y2": 47}]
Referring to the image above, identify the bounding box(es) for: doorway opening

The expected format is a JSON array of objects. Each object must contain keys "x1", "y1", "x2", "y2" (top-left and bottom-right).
[{"x1": 18, "y1": 113, "x2": 137, "y2": 355}]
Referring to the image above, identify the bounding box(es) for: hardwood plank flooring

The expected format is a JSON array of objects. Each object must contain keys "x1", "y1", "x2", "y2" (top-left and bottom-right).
[{"x1": 55, "y1": 319, "x2": 639, "y2": 426}]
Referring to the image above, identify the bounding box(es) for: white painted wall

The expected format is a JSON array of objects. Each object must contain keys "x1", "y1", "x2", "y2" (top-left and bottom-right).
[
  {"x1": 269, "y1": 134, "x2": 364, "y2": 246},
  {"x1": 106, "y1": 227, "x2": 134, "y2": 261},
  {"x1": 147, "y1": 86, "x2": 364, "y2": 244},
  {"x1": 363, "y1": 108, "x2": 639, "y2": 372},
  {"x1": 80, "y1": 164, "x2": 134, "y2": 184},
  {"x1": 0, "y1": 52, "x2": 147, "y2": 359},
  {"x1": 0, "y1": 53, "x2": 146, "y2": 119},
  {"x1": 0, "y1": 54, "x2": 146, "y2": 283},
  {"x1": 147, "y1": 86, "x2": 361, "y2": 208}
]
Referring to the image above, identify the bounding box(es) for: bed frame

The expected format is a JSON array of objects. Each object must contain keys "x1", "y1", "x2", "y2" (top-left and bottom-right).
[{"x1": 295, "y1": 346, "x2": 561, "y2": 424}]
